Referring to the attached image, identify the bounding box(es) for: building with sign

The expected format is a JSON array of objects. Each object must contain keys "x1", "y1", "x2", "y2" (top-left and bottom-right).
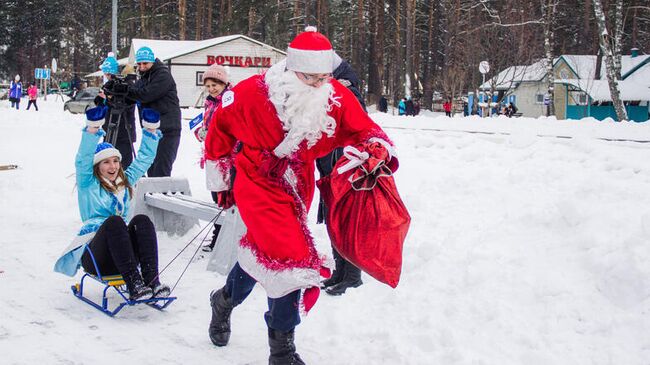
[{"x1": 88, "y1": 35, "x2": 286, "y2": 107}]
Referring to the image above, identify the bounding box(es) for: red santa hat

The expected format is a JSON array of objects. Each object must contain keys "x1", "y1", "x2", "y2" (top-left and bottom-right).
[{"x1": 285, "y1": 26, "x2": 334, "y2": 74}]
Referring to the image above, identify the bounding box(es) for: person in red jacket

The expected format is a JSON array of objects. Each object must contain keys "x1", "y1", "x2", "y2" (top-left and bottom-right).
[
  {"x1": 204, "y1": 27, "x2": 398, "y2": 364},
  {"x1": 443, "y1": 98, "x2": 452, "y2": 117},
  {"x1": 26, "y1": 82, "x2": 38, "y2": 111}
]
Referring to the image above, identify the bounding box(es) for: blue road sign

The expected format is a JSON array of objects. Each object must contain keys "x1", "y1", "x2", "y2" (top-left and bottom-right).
[{"x1": 34, "y1": 68, "x2": 51, "y2": 80}]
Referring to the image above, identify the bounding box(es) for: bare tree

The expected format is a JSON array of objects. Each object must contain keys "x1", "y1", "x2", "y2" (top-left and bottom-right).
[
  {"x1": 543, "y1": 0, "x2": 558, "y2": 117},
  {"x1": 178, "y1": 0, "x2": 187, "y2": 40},
  {"x1": 593, "y1": 0, "x2": 628, "y2": 121}
]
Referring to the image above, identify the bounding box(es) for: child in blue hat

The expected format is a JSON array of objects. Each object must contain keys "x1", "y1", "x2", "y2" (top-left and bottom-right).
[{"x1": 54, "y1": 106, "x2": 169, "y2": 301}]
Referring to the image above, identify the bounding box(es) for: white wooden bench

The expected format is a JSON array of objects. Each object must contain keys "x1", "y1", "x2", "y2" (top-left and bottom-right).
[{"x1": 130, "y1": 177, "x2": 223, "y2": 236}]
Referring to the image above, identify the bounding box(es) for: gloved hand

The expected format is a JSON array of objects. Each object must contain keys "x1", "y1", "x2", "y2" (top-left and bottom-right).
[
  {"x1": 217, "y1": 190, "x2": 235, "y2": 209},
  {"x1": 194, "y1": 124, "x2": 208, "y2": 142},
  {"x1": 258, "y1": 153, "x2": 289, "y2": 180}
]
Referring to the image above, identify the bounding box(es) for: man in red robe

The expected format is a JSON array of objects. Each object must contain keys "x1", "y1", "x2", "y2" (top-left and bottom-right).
[{"x1": 204, "y1": 27, "x2": 398, "y2": 364}]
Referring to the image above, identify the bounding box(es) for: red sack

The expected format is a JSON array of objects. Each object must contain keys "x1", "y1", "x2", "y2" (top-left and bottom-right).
[{"x1": 317, "y1": 142, "x2": 410, "y2": 288}]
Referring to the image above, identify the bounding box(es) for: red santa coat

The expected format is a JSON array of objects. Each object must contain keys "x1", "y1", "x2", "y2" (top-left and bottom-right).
[{"x1": 204, "y1": 72, "x2": 396, "y2": 305}]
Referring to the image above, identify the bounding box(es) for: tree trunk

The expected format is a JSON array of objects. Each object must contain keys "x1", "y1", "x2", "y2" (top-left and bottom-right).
[
  {"x1": 178, "y1": 0, "x2": 187, "y2": 40},
  {"x1": 613, "y1": 0, "x2": 623, "y2": 76},
  {"x1": 196, "y1": 0, "x2": 204, "y2": 40},
  {"x1": 593, "y1": 0, "x2": 628, "y2": 121},
  {"x1": 421, "y1": 0, "x2": 435, "y2": 110},
  {"x1": 543, "y1": 0, "x2": 557, "y2": 117},
  {"x1": 392, "y1": 0, "x2": 402, "y2": 107},
  {"x1": 367, "y1": 0, "x2": 380, "y2": 105},
  {"x1": 404, "y1": 0, "x2": 414, "y2": 98},
  {"x1": 206, "y1": 0, "x2": 213, "y2": 37}
]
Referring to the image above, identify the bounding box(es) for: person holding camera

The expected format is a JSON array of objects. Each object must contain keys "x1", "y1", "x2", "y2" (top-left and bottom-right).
[
  {"x1": 54, "y1": 106, "x2": 170, "y2": 301},
  {"x1": 127, "y1": 46, "x2": 181, "y2": 177},
  {"x1": 95, "y1": 54, "x2": 137, "y2": 169}
]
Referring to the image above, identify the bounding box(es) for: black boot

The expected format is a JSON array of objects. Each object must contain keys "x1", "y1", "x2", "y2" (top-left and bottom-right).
[
  {"x1": 325, "y1": 260, "x2": 362, "y2": 296},
  {"x1": 321, "y1": 248, "x2": 344, "y2": 288},
  {"x1": 268, "y1": 328, "x2": 306, "y2": 365},
  {"x1": 123, "y1": 270, "x2": 153, "y2": 301},
  {"x1": 141, "y1": 264, "x2": 170, "y2": 298},
  {"x1": 209, "y1": 287, "x2": 234, "y2": 347}
]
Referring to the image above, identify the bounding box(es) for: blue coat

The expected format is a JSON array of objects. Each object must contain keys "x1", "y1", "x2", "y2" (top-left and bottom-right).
[
  {"x1": 9, "y1": 81, "x2": 22, "y2": 99},
  {"x1": 398, "y1": 100, "x2": 406, "y2": 115},
  {"x1": 54, "y1": 127, "x2": 161, "y2": 276}
]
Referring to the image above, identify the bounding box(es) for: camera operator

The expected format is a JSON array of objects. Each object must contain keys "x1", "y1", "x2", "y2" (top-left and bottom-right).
[
  {"x1": 95, "y1": 54, "x2": 137, "y2": 169},
  {"x1": 127, "y1": 46, "x2": 181, "y2": 177}
]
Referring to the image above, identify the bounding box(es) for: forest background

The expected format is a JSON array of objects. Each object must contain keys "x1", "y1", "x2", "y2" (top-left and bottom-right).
[{"x1": 1, "y1": 0, "x2": 649, "y2": 109}]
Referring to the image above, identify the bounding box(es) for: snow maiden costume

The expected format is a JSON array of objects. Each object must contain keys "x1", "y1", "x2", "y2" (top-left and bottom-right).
[
  {"x1": 204, "y1": 27, "x2": 409, "y2": 364},
  {"x1": 54, "y1": 107, "x2": 168, "y2": 300}
]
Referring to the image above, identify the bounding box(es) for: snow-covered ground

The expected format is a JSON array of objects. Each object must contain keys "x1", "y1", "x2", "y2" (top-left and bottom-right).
[{"x1": 1, "y1": 98, "x2": 649, "y2": 365}]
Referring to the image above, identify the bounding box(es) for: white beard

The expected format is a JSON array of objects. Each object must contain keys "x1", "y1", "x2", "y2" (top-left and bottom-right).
[{"x1": 265, "y1": 60, "x2": 339, "y2": 157}]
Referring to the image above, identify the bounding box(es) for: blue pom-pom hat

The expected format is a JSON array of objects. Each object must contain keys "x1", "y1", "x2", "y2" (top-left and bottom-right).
[{"x1": 93, "y1": 142, "x2": 122, "y2": 165}]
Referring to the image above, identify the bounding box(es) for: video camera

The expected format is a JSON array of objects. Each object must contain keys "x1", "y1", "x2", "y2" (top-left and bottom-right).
[{"x1": 102, "y1": 74, "x2": 136, "y2": 98}]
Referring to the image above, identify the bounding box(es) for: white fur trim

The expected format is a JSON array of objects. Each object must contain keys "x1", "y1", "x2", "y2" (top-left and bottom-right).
[
  {"x1": 237, "y1": 245, "x2": 322, "y2": 298},
  {"x1": 141, "y1": 120, "x2": 161, "y2": 129},
  {"x1": 286, "y1": 47, "x2": 334, "y2": 74},
  {"x1": 93, "y1": 148, "x2": 121, "y2": 165},
  {"x1": 86, "y1": 119, "x2": 105, "y2": 128},
  {"x1": 205, "y1": 159, "x2": 230, "y2": 192}
]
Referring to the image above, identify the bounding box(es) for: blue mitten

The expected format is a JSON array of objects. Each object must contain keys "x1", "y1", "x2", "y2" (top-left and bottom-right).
[
  {"x1": 85, "y1": 106, "x2": 107, "y2": 128},
  {"x1": 141, "y1": 108, "x2": 161, "y2": 129}
]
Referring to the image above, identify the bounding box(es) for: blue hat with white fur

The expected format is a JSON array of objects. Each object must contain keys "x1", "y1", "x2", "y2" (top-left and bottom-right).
[
  {"x1": 94, "y1": 142, "x2": 122, "y2": 165},
  {"x1": 135, "y1": 46, "x2": 155, "y2": 63}
]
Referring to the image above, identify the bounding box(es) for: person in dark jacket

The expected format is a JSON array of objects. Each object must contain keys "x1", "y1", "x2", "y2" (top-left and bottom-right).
[
  {"x1": 127, "y1": 46, "x2": 182, "y2": 177},
  {"x1": 316, "y1": 54, "x2": 365, "y2": 296},
  {"x1": 95, "y1": 54, "x2": 137, "y2": 169},
  {"x1": 378, "y1": 95, "x2": 388, "y2": 113},
  {"x1": 405, "y1": 98, "x2": 415, "y2": 116}
]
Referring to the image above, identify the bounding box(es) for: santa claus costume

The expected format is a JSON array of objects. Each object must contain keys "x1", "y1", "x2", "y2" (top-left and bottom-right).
[{"x1": 204, "y1": 27, "x2": 398, "y2": 364}]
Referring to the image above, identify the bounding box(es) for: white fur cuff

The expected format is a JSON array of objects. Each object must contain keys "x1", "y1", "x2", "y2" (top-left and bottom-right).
[
  {"x1": 86, "y1": 119, "x2": 105, "y2": 128},
  {"x1": 142, "y1": 121, "x2": 160, "y2": 129}
]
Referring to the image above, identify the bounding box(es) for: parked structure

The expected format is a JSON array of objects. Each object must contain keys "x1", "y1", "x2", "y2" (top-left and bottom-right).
[{"x1": 481, "y1": 51, "x2": 650, "y2": 121}]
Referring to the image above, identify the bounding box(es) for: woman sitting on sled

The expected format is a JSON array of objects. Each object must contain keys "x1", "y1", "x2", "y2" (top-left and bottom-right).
[{"x1": 54, "y1": 106, "x2": 170, "y2": 301}]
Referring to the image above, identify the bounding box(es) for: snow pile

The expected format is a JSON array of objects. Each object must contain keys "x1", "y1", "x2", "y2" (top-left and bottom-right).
[{"x1": 0, "y1": 99, "x2": 649, "y2": 364}]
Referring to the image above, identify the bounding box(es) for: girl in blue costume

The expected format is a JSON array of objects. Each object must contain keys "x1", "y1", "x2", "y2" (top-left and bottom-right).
[{"x1": 54, "y1": 106, "x2": 169, "y2": 300}]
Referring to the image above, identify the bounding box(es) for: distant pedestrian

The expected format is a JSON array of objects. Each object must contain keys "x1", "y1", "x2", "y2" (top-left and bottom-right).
[
  {"x1": 443, "y1": 98, "x2": 452, "y2": 117},
  {"x1": 506, "y1": 103, "x2": 518, "y2": 117},
  {"x1": 26, "y1": 83, "x2": 38, "y2": 111},
  {"x1": 9, "y1": 75, "x2": 22, "y2": 110},
  {"x1": 405, "y1": 98, "x2": 415, "y2": 116},
  {"x1": 398, "y1": 97, "x2": 407, "y2": 116},
  {"x1": 413, "y1": 99, "x2": 420, "y2": 116},
  {"x1": 378, "y1": 95, "x2": 388, "y2": 113}
]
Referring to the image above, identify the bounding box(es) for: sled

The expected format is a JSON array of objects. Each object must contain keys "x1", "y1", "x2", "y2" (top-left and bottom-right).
[{"x1": 70, "y1": 246, "x2": 176, "y2": 317}]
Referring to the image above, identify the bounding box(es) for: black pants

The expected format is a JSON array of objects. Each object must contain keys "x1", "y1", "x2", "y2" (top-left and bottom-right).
[
  {"x1": 148, "y1": 129, "x2": 180, "y2": 177},
  {"x1": 26, "y1": 100, "x2": 38, "y2": 111},
  {"x1": 225, "y1": 263, "x2": 301, "y2": 332},
  {"x1": 81, "y1": 215, "x2": 158, "y2": 284}
]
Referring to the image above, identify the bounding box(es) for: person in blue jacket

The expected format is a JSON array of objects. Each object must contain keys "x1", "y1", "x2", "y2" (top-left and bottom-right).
[
  {"x1": 54, "y1": 106, "x2": 170, "y2": 300},
  {"x1": 398, "y1": 97, "x2": 407, "y2": 116},
  {"x1": 9, "y1": 75, "x2": 22, "y2": 110}
]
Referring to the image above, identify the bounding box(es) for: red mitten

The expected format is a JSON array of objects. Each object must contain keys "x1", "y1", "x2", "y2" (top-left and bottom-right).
[
  {"x1": 258, "y1": 153, "x2": 289, "y2": 180},
  {"x1": 217, "y1": 190, "x2": 235, "y2": 209}
]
